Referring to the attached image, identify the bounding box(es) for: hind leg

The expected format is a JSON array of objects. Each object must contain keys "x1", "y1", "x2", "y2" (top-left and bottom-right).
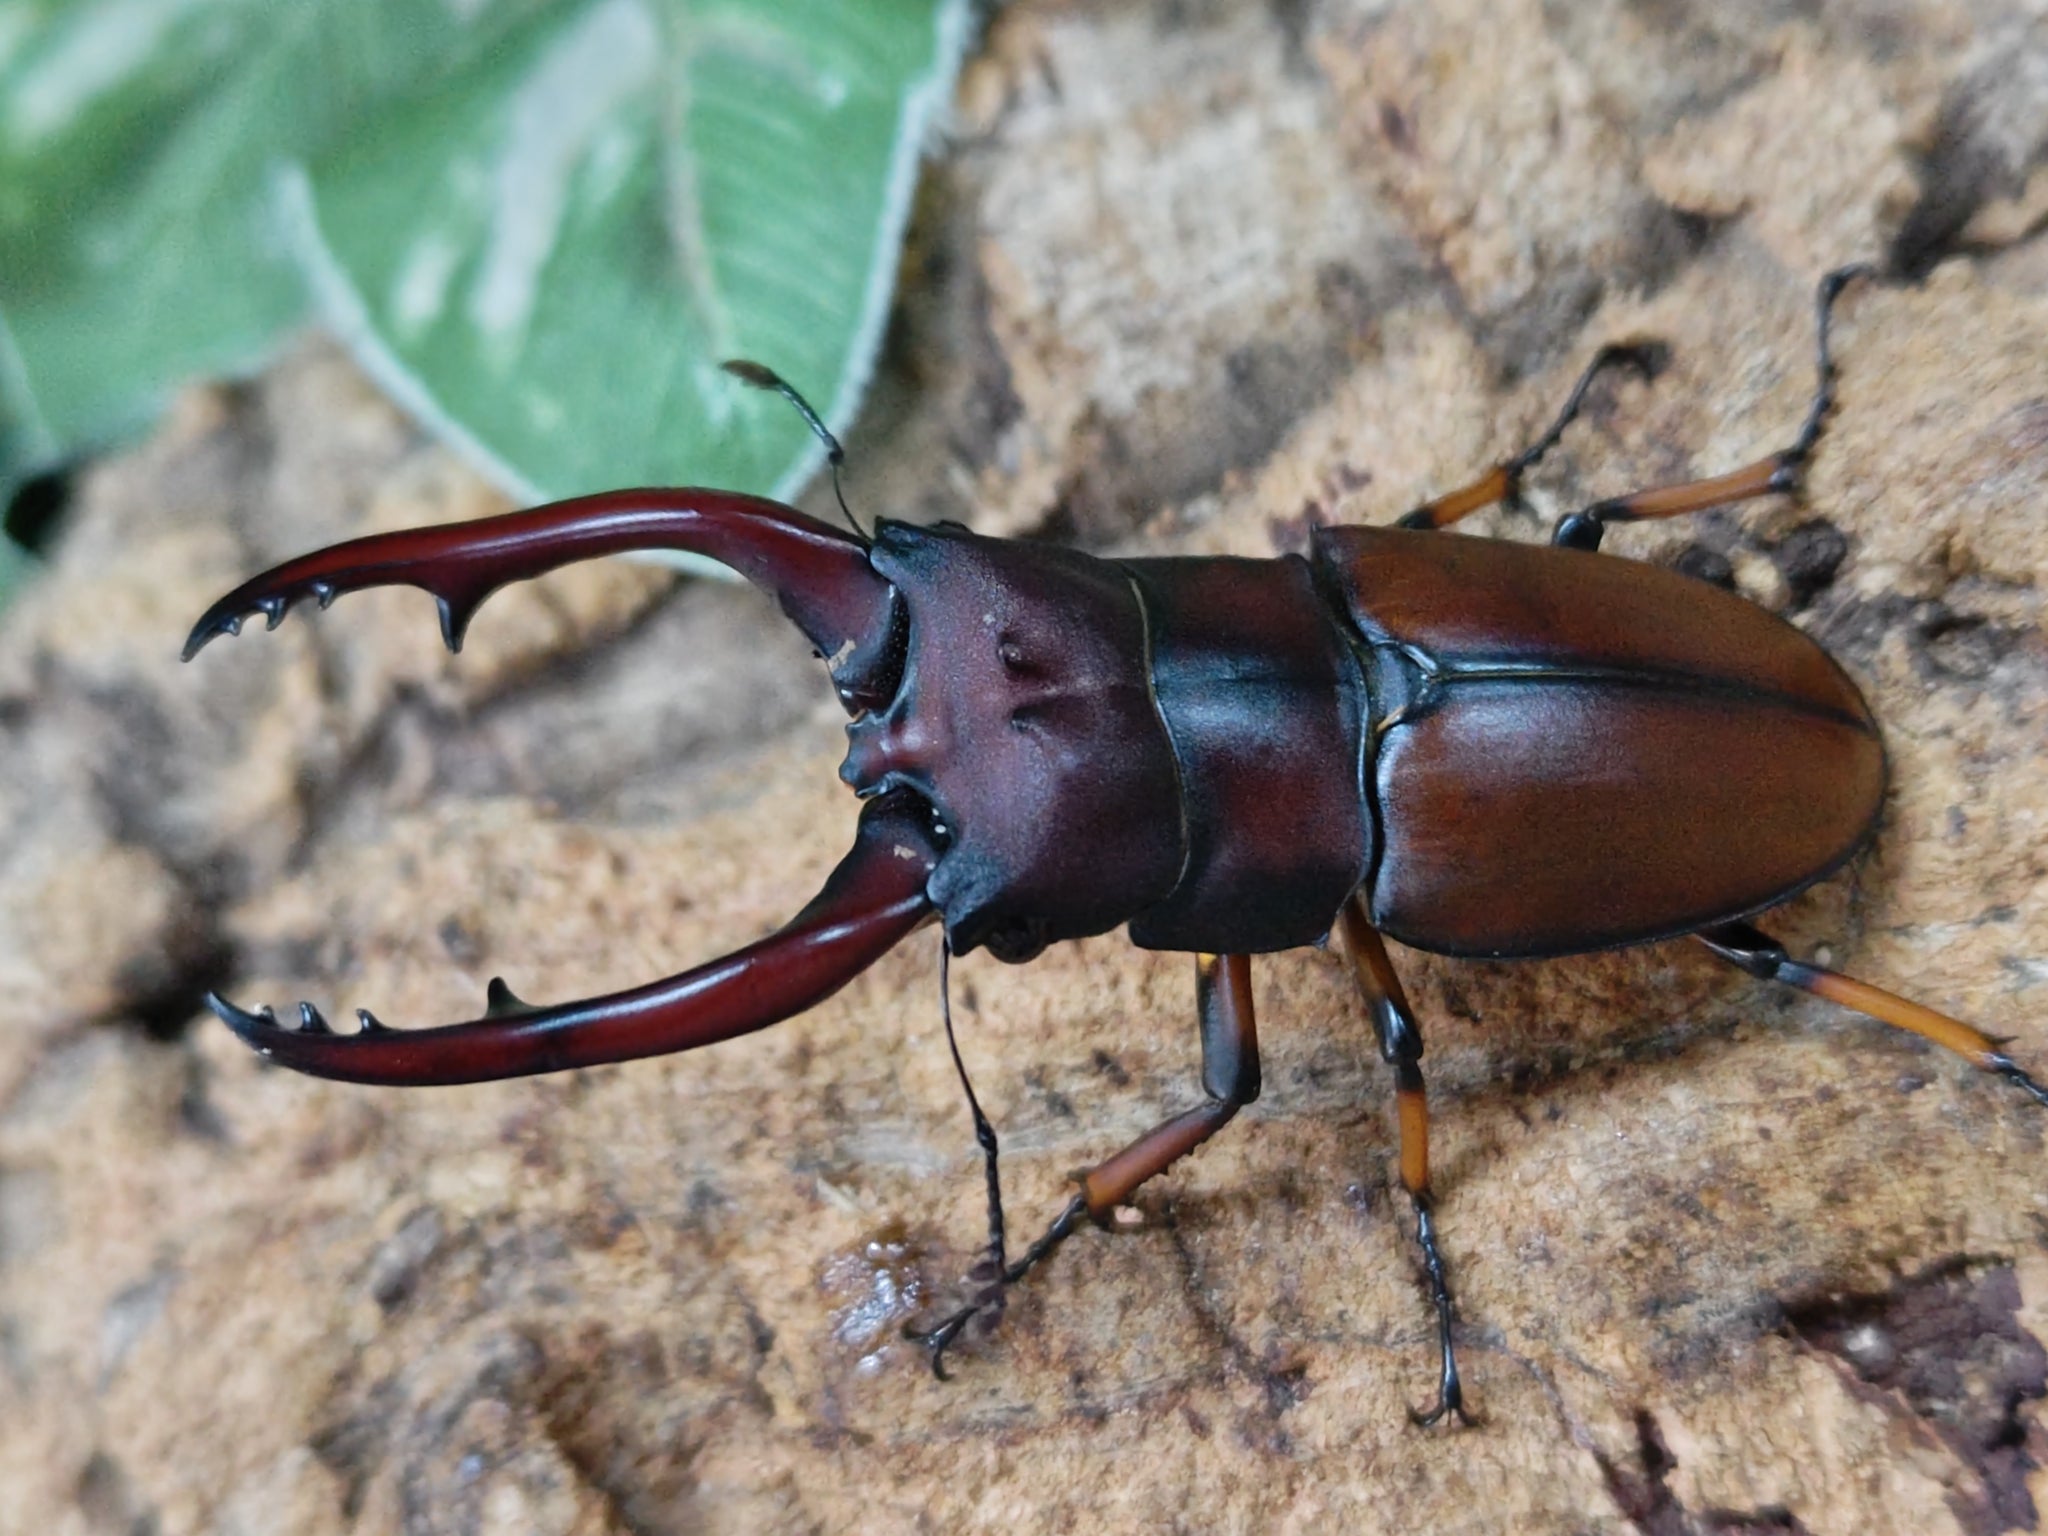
[
  {"x1": 1397, "y1": 266, "x2": 1874, "y2": 555},
  {"x1": 1550, "y1": 265, "x2": 1873, "y2": 551},
  {"x1": 1697, "y1": 921, "x2": 2048, "y2": 1108}
]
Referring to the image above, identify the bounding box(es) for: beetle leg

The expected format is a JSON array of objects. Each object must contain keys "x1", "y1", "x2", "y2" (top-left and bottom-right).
[
  {"x1": 1397, "y1": 343, "x2": 1665, "y2": 531},
  {"x1": 204, "y1": 790, "x2": 940, "y2": 1084},
  {"x1": 930, "y1": 940, "x2": 1017, "y2": 1357},
  {"x1": 1340, "y1": 899, "x2": 1477, "y2": 1428},
  {"x1": 1551, "y1": 264, "x2": 1874, "y2": 551},
  {"x1": 906, "y1": 952, "x2": 1261, "y2": 1377},
  {"x1": 1697, "y1": 921, "x2": 2048, "y2": 1108}
]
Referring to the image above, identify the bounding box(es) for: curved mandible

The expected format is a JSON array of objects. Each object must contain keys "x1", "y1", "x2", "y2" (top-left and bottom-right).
[
  {"x1": 207, "y1": 791, "x2": 939, "y2": 1086},
  {"x1": 182, "y1": 488, "x2": 901, "y2": 710}
]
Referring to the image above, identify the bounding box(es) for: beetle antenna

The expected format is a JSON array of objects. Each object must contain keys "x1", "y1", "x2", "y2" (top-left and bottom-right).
[{"x1": 721, "y1": 360, "x2": 867, "y2": 542}]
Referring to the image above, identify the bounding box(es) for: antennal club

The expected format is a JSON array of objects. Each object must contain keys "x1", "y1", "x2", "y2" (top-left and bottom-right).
[{"x1": 722, "y1": 359, "x2": 865, "y2": 541}]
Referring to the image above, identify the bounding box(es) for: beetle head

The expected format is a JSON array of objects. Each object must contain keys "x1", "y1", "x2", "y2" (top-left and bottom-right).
[{"x1": 841, "y1": 523, "x2": 1185, "y2": 961}]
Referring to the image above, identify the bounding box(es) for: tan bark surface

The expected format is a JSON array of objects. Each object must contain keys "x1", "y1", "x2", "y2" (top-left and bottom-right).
[{"x1": 4, "y1": 3, "x2": 2048, "y2": 1533}]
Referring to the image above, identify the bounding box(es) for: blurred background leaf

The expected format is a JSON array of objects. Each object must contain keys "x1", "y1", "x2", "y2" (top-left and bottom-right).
[
  {"x1": 0, "y1": 526, "x2": 29, "y2": 610},
  {"x1": 0, "y1": 0, "x2": 970, "y2": 590}
]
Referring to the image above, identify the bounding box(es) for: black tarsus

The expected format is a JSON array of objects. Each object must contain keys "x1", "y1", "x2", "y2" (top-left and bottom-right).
[
  {"x1": 1386, "y1": 1045, "x2": 1472, "y2": 1427},
  {"x1": 1783, "y1": 262, "x2": 1876, "y2": 470},
  {"x1": 909, "y1": 954, "x2": 1261, "y2": 1379},
  {"x1": 1407, "y1": 1194, "x2": 1474, "y2": 1428},
  {"x1": 1395, "y1": 341, "x2": 1664, "y2": 530},
  {"x1": 720, "y1": 359, "x2": 867, "y2": 542},
  {"x1": 1990, "y1": 1055, "x2": 2048, "y2": 1109},
  {"x1": 906, "y1": 1195, "x2": 1089, "y2": 1377},
  {"x1": 1506, "y1": 342, "x2": 1667, "y2": 492}
]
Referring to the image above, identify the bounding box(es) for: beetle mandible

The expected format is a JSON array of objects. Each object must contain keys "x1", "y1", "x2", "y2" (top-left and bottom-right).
[{"x1": 182, "y1": 267, "x2": 2046, "y2": 1425}]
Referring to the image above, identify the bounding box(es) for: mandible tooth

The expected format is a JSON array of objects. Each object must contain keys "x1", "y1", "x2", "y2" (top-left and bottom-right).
[{"x1": 485, "y1": 977, "x2": 539, "y2": 1018}]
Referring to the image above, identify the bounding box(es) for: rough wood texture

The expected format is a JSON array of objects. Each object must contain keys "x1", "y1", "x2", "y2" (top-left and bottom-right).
[{"x1": 4, "y1": 3, "x2": 2047, "y2": 1532}]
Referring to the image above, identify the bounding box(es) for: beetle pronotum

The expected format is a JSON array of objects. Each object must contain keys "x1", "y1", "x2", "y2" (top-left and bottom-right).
[{"x1": 183, "y1": 268, "x2": 2045, "y2": 1424}]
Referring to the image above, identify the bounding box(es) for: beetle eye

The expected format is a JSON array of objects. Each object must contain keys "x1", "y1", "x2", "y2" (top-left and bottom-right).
[
  {"x1": 981, "y1": 917, "x2": 1048, "y2": 964},
  {"x1": 839, "y1": 599, "x2": 912, "y2": 716}
]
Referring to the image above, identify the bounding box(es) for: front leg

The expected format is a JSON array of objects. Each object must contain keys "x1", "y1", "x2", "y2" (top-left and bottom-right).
[{"x1": 907, "y1": 952, "x2": 1262, "y2": 1375}]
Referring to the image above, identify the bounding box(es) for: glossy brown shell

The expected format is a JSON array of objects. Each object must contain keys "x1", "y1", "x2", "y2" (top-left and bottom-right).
[{"x1": 1315, "y1": 527, "x2": 1886, "y2": 958}]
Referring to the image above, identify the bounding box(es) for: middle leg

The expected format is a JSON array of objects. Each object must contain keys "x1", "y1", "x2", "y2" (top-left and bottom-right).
[
  {"x1": 1339, "y1": 897, "x2": 1476, "y2": 1427},
  {"x1": 1397, "y1": 342, "x2": 1665, "y2": 532}
]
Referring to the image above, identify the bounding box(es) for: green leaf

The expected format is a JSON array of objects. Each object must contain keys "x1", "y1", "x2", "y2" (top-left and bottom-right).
[
  {"x1": 296, "y1": 0, "x2": 968, "y2": 506},
  {"x1": 0, "y1": 0, "x2": 969, "y2": 519},
  {"x1": 0, "y1": 530, "x2": 31, "y2": 610},
  {"x1": 0, "y1": 1, "x2": 553, "y2": 485}
]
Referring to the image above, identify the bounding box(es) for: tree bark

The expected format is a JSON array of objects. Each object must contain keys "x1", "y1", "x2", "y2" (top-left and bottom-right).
[{"x1": 4, "y1": 3, "x2": 2046, "y2": 1532}]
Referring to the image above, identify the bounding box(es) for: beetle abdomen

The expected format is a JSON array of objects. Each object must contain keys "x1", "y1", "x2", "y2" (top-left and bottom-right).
[{"x1": 1315, "y1": 527, "x2": 1885, "y2": 958}]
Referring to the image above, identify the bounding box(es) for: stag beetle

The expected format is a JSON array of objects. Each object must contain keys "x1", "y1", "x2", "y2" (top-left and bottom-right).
[{"x1": 184, "y1": 268, "x2": 2046, "y2": 1425}]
